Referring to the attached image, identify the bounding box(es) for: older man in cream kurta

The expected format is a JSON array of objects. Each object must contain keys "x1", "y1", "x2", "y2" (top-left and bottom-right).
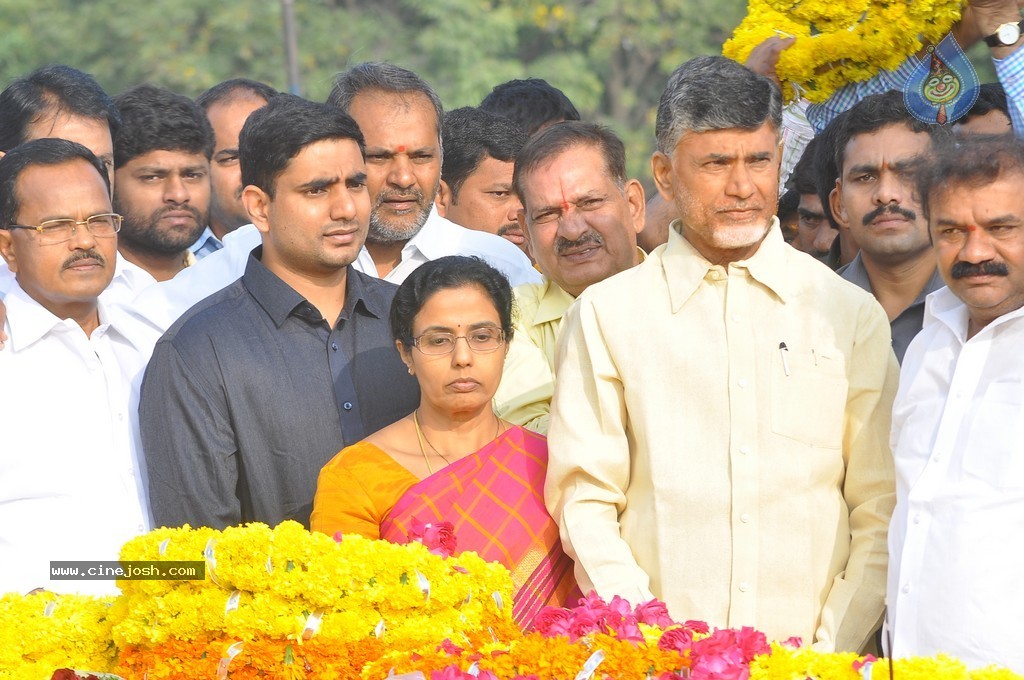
[{"x1": 546, "y1": 56, "x2": 898, "y2": 653}]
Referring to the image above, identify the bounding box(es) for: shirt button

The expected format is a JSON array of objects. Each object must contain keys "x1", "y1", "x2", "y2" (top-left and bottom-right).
[
  {"x1": 740, "y1": 513, "x2": 750, "y2": 523},
  {"x1": 343, "y1": 402, "x2": 353, "y2": 410},
  {"x1": 331, "y1": 342, "x2": 339, "y2": 352},
  {"x1": 739, "y1": 445, "x2": 750, "y2": 455},
  {"x1": 731, "y1": 314, "x2": 741, "y2": 323},
  {"x1": 738, "y1": 582, "x2": 750, "y2": 592},
  {"x1": 117, "y1": 412, "x2": 125, "y2": 421},
  {"x1": 137, "y1": 525, "x2": 145, "y2": 532},
  {"x1": 129, "y1": 469, "x2": 136, "y2": 478},
  {"x1": 737, "y1": 378, "x2": 748, "y2": 388},
  {"x1": 913, "y1": 514, "x2": 921, "y2": 524},
  {"x1": 902, "y1": 584, "x2": 910, "y2": 594}
]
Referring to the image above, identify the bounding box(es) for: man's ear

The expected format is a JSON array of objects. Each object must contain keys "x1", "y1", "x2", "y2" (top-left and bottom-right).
[
  {"x1": 517, "y1": 210, "x2": 538, "y2": 262},
  {"x1": 829, "y1": 180, "x2": 850, "y2": 230},
  {"x1": 0, "y1": 229, "x2": 16, "y2": 272},
  {"x1": 651, "y1": 151, "x2": 675, "y2": 203},
  {"x1": 242, "y1": 185, "x2": 272, "y2": 235},
  {"x1": 436, "y1": 180, "x2": 453, "y2": 217},
  {"x1": 624, "y1": 179, "x2": 646, "y2": 235}
]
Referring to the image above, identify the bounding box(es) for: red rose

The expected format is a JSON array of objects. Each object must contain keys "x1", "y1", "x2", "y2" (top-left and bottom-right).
[
  {"x1": 408, "y1": 517, "x2": 458, "y2": 558},
  {"x1": 658, "y1": 626, "x2": 695, "y2": 653},
  {"x1": 685, "y1": 619, "x2": 711, "y2": 634},
  {"x1": 634, "y1": 599, "x2": 674, "y2": 627},
  {"x1": 568, "y1": 607, "x2": 601, "y2": 641},
  {"x1": 613, "y1": 615, "x2": 645, "y2": 643},
  {"x1": 531, "y1": 606, "x2": 574, "y2": 637}
]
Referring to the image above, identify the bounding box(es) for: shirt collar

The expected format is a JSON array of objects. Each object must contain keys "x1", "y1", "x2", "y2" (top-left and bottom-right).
[
  {"x1": 401, "y1": 207, "x2": 448, "y2": 262},
  {"x1": 842, "y1": 253, "x2": 946, "y2": 308},
  {"x1": 5, "y1": 280, "x2": 150, "y2": 352},
  {"x1": 662, "y1": 217, "x2": 792, "y2": 313},
  {"x1": 924, "y1": 283, "x2": 1024, "y2": 342},
  {"x1": 241, "y1": 247, "x2": 389, "y2": 328},
  {"x1": 534, "y1": 246, "x2": 647, "y2": 325}
]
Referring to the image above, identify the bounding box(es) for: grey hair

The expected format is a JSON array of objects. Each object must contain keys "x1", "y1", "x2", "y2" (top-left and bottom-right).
[
  {"x1": 326, "y1": 62, "x2": 444, "y2": 133},
  {"x1": 655, "y1": 56, "x2": 782, "y2": 154}
]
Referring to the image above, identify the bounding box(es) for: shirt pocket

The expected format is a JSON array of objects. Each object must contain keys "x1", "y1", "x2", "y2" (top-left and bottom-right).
[
  {"x1": 964, "y1": 382, "x2": 1024, "y2": 489},
  {"x1": 770, "y1": 347, "x2": 848, "y2": 449}
]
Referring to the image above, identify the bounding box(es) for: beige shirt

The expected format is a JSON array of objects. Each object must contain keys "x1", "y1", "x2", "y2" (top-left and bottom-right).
[
  {"x1": 494, "y1": 279, "x2": 576, "y2": 433},
  {"x1": 495, "y1": 249, "x2": 647, "y2": 434},
  {"x1": 546, "y1": 221, "x2": 898, "y2": 652}
]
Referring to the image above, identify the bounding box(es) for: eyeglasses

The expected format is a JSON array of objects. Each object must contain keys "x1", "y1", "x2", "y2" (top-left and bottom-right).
[
  {"x1": 3, "y1": 213, "x2": 122, "y2": 246},
  {"x1": 412, "y1": 328, "x2": 505, "y2": 355}
]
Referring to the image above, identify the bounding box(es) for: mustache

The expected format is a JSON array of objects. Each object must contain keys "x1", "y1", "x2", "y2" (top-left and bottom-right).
[
  {"x1": 62, "y1": 248, "x2": 107, "y2": 270},
  {"x1": 159, "y1": 203, "x2": 203, "y2": 221},
  {"x1": 951, "y1": 261, "x2": 1009, "y2": 279},
  {"x1": 555, "y1": 231, "x2": 603, "y2": 255},
  {"x1": 374, "y1": 188, "x2": 425, "y2": 206},
  {"x1": 497, "y1": 223, "x2": 522, "y2": 236},
  {"x1": 863, "y1": 203, "x2": 916, "y2": 226}
]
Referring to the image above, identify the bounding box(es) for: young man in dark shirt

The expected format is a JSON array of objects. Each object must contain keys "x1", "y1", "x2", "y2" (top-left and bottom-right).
[{"x1": 140, "y1": 95, "x2": 419, "y2": 530}]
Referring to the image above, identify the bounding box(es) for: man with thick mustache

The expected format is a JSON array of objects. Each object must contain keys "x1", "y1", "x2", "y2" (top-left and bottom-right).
[
  {"x1": 887, "y1": 136, "x2": 1024, "y2": 671},
  {"x1": 112, "y1": 84, "x2": 213, "y2": 283},
  {"x1": 0, "y1": 139, "x2": 155, "y2": 594},
  {"x1": 830, "y1": 91, "x2": 952, "y2": 363},
  {"x1": 547, "y1": 57, "x2": 898, "y2": 651},
  {"x1": 493, "y1": 122, "x2": 645, "y2": 432}
]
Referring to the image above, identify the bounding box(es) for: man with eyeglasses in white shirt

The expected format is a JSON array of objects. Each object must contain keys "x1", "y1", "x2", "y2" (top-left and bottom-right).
[{"x1": 0, "y1": 138, "x2": 157, "y2": 595}]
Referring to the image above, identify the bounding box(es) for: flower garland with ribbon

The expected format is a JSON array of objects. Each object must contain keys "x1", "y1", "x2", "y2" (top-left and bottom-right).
[{"x1": 723, "y1": 0, "x2": 965, "y2": 102}]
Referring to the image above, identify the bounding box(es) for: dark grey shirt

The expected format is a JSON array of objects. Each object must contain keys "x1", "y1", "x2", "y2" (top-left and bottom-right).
[
  {"x1": 839, "y1": 253, "x2": 946, "y2": 363},
  {"x1": 140, "y1": 249, "x2": 419, "y2": 530}
]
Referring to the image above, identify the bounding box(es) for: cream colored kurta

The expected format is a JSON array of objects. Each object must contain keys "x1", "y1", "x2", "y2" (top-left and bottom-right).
[{"x1": 546, "y1": 221, "x2": 898, "y2": 652}]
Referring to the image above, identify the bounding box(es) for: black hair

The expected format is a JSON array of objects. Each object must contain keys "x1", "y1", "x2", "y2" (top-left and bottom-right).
[
  {"x1": 0, "y1": 138, "x2": 110, "y2": 227},
  {"x1": 0, "y1": 64, "x2": 120, "y2": 153},
  {"x1": 833, "y1": 90, "x2": 951, "y2": 176},
  {"x1": 479, "y1": 78, "x2": 580, "y2": 136},
  {"x1": 813, "y1": 110, "x2": 849, "y2": 230},
  {"x1": 778, "y1": 187, "x2": 800, "y2": 222},
  {"x1": 916, "y1": 135, "x2": 1024, "y2": 223},
  {"x1": 239, "y1": 93, "x2": 364, "y2": 197},
  {"x1": 441, "y1": 107, "x2": 527, "y2": 200},
  {"x1": 112, "y1": 84, "x2": 214, "y2": 167},
  {"x1": 789, "y1": 137, "x2": 820, "y2": 196},
  {"x1": 390, "y1": 255, "x2": 514, "y2": 348},
  {"x1": 195, "y1": 78, "x2": 278, "y2": 111},
  {"x1": 513, "y1": 121, "x2": 627, "y2": 201},
  {"x1": 962, "y1": 82, "x2": 1010, "y2": 122},
  {"x1": 326, "y1": 62, "x2": 443, "y2": 133}
]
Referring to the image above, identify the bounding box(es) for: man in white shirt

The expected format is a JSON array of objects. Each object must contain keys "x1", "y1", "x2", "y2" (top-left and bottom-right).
[
  {"x1": 888, "y1": 135, "x2": 1024, "y2": 671},
  {"x1": 130, "y1": 63, "x2": 537, "y2": 332},
  {"x1": 0, "y1": 139, "x2": 156, "y2": 595}
]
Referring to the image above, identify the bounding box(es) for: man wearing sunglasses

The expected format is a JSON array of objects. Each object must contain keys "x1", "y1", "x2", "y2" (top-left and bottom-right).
[{"x1": 0, "y1": 138, "x2": 157, "y2": 595}]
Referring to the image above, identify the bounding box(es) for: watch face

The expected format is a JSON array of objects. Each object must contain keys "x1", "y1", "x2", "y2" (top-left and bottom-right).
[{"x1": 998, "y1": 22, "x2": 1021, "y2": 45}]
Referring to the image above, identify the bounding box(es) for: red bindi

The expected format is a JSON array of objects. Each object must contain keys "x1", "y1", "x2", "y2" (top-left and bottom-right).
[
  {"x1": 966, "y1": 224, "x2": 978, "y2": 232},
  {"x1": 397, "y1": 145, "x2": 406, "y2": 153}
]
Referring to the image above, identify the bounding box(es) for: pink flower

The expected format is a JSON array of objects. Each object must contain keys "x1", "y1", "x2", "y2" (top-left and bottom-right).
[
  {"x1": 658, "y1": 626, "x2": 695, "y2": 653},
  {"x1": 568, "y1": 607, "x2": 602, "y2": 641},
  {"x1": 437, "y1": 638, "x2": 464, "y2": 655},
  {"x1": 532, "y1": 606, "x2": 574, "y2": 637},
  {"x1": 431, "y1": 666, "x2": 476, "y2": 680},
  {"x1": 613, "y1": 614, "x2": 645, "y2": 643},
  {"x1": 634, "y1": 599, "x2": 674, "y2": 627},
  {"x1": 781, "y1": 636, "x2": 802, "y2": 649},
  {"x1": 685, "y1": 619, "x2": 710, "y2": 634},
  {"x1": 732, "y1": 627, "x2": 770, "y2": 661},
  {"x1": 408, "y1": 517, "x2": 457, "y2": 558},
  {"x1": 333, "y1": 531, "x2": 344, "y2": 543},
  {"x1": 853, "y1": 655, "x2": 878, "y2": 671},
  {"x1": 690, "y1": 652, "x2": 750, "y2": 680}
]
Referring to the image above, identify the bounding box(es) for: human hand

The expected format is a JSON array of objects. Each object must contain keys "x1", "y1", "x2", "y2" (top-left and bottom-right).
[
  {"x1": 955, "y1": 0, "x2": 1024, "y2": 49},
  {"x1": 745, "y1": 35, "x2": 796, "y2": 87}
]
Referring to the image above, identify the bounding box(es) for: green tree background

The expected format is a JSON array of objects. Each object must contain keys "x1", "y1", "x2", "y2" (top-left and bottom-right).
[
  {"x1": 0, "y1": 1, "x2": 998, "y2": 184},
  {"x1": 0, "y1": 0, "x2": 745, "y2": 184}
]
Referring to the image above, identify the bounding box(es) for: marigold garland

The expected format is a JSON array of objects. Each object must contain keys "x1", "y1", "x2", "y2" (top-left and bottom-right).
[{"x1": 723, "y1": 0, "x2": 964, "y2": 102}]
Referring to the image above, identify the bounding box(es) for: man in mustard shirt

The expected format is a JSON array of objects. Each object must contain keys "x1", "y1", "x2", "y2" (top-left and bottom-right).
[
  {"x1": 546, "y1": 56, "x2": 898, "y2": 652},
  {"x1": 493, "y1": 122, "x2": 646, "y2": 433}
]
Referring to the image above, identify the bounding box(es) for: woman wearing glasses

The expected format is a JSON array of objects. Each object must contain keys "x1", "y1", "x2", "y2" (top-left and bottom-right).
[{"x1": 311, "y1": 256, "x2": 577, "y2": 626}]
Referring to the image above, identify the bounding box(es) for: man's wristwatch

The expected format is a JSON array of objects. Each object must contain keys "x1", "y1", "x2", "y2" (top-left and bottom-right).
[{"x1": 985, "y1": 20, "x2": 1024, "y2": 47}]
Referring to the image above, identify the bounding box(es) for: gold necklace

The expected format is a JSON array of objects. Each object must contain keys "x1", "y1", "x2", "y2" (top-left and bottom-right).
[{"x1": 412, "y1": 410, "x2": 502, "y2": 475}]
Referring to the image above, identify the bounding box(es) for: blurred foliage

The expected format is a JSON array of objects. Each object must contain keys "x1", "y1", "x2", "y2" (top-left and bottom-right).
[
  {"x1": 0, "y1": 0, "x2": 745, "y2": 184},
  {"x1": 0, "y1": 1, "x2": 1000, "y2": 185}
]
